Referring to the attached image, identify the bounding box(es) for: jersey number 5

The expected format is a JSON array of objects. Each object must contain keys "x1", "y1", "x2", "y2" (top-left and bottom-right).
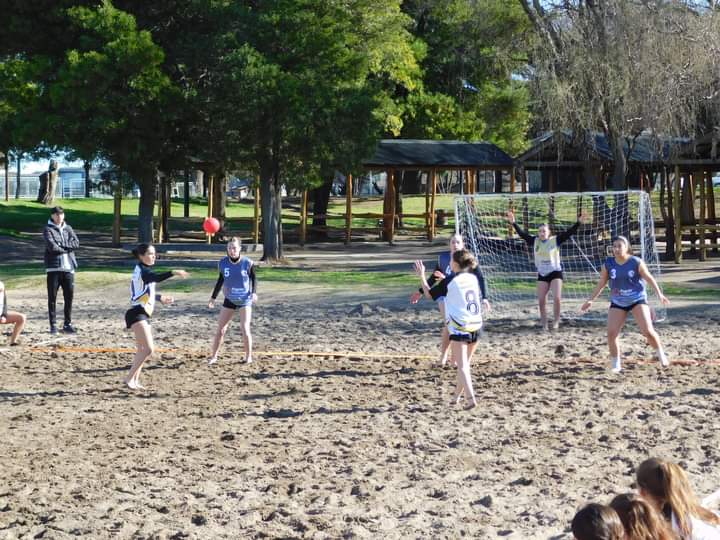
[
  {"x1": 465, "y1": 291, "x2": 480, "y2": 315},
  {"x1": 224, "y1": 268, "x2": 231, "y2": 278}
]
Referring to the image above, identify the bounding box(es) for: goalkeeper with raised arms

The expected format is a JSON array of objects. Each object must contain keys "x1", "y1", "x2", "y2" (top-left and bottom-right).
[{"x1": 507, "y1": 210, "x2": 589, "y2": 331}]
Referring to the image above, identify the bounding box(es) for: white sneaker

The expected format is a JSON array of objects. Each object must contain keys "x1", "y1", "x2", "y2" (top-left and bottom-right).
[
  {"x1": 208, "y1": 356, "x2": 218, "y2": 366},
  {"x1": 610, "y1": 358, "x2": 622, "y2": 373}
]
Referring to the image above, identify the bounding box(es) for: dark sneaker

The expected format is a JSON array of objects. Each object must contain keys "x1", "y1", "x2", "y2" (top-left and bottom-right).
[
  {"x1": 50, "y1": 325, "x2": 58, "y2": 335},
  {"x1": 62, "y1": 324, "x2": 77, "y2": 334}
]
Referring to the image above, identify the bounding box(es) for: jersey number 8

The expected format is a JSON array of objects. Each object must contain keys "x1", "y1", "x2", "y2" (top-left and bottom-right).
[{"x1": 465, "y1": 291, "x2": 480, "y2": 315}]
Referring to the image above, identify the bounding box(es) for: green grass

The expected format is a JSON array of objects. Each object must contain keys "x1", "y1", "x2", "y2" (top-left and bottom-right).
[{"x1": 0, "y1": 195, "x2": 456, "y2": 238}]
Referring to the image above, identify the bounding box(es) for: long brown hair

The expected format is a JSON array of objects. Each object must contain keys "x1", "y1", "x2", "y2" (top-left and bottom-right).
[
  {"x1": 452, "y1": 249, "x2": 477, "y2": 272},
  {"x1": 636, "y1": 458, "x2": 720, "y2": 538},
  {"x1": 571, "y1": 503, "x2": 625, "y2": 540},
  {"x1": 610, "y1": 493, "x2": 678, "y2": 540}
]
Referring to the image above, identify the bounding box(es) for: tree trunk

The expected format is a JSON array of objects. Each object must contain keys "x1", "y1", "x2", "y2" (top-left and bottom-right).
[
  {"x1": 607, "y1": 130, "x2": 627, "y2": 189},
  {"x1": 260, "y1": 160, "x2": 283, "y2": 260},
  {"x1": 44, "y1": 168, "x2": 59, "y2": 205},
  {"x1": 663, "y1": 168, "x2": 675, "y2": 260},
  {"x1": 212, "y1": 170, "x2": 228, "y2": 240},
  {"x1": 84, "y1": 161, "x2": 92, "y2": 198},
  {"x1": 183, "y1": 169, "x2": 190, "y2": 218},
  {"x1": 3, "y1": 151, "x2": 8, "y2": 201},
  {"x1": 15, "y1": 154, "x2": 21, "y2": 199},
  {"x1": 311, "y1": 176, "x2": 333, "y2": 240},
  {"x1": 136, "y1": 172, "x2": 157, "y2": 243}
]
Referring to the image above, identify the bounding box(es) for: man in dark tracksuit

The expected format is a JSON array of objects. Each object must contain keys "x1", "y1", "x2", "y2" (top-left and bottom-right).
[{"x1": 43, "y1": 206, "x2": 80, "y2": 334}]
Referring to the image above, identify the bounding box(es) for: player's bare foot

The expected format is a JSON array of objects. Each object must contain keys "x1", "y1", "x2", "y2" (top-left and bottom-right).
[
  {"x1": 552, "y1": 321, "x2": 560, "y2": 331},
  {"x1": 464, "y1": 400, "x2": 477, "y2": 411},
  {"x1": 208, "y1": 356, "x2": 218, "y2": 366},
  {"x1": 245, "y1": 356, "x2": 253, "y2": 364}
]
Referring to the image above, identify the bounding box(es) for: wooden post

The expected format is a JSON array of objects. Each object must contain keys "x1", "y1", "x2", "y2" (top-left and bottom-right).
[
  {"x1": 253, "y1": 185, "x2": 260, "y2": 245},
  {"x1": 345, "y1": 174, "x2": 352, "y2": 245},
  {"x1": 707, "y1": 172, "x2": 717, "y2": 251},
  {"x1": 112, "y1": 181, "x2": 122, "y2": 247},
  {"x1": 388, "y1": 169, "x2": 396, "y2": 244},
  {"x1": 521, "y1": 168, "x2": 527, "y2": 193},
  {"x1": 424, "y1": 170, "x2": 431, "y2": 240},
  {"x1": 674, "y1": 165, "x2": 682, "y2": 263},
  {"x1": 699, "y1": 171, "x2": 706, "y2": 261},
  {"x1": 429, "y1": 169, "x2": 437, "y2": 241},
  {"x1": 207, "y1": 173, "x2": 214, "y2": 244},
  {"x1": 510, "y1": 168, "x2": 516, "y2": 193},
  {"x1": 300, "y1": 189, "x2": 308, "y2": 246}
]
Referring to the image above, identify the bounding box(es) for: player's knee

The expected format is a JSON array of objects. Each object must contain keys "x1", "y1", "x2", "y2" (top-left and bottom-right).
[
  {"x1": 146, "y1": 344, "x2": 156, "y2": 356},
  {"x1": 19, "y1": 313, "x2": 27, "y2": 324}
]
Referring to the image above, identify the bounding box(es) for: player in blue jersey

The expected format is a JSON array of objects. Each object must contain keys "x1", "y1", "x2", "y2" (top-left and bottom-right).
[
  {"x1": 415, "y1": 249, "x2": 490, "y2": 410},
  {"x1": 508, "y1": 210, "x2": 589, "y2": 331},
  {"x1": 207, "y1": 237, "x2": 257, "y2": 365},
  {"x1": 581, "y1": 236, "x2": 670, "y2": 373},
  {"x1": 411, "y1": 234, "x2": 489, "y2": 366},
  {"x1": 123, "y1": 244, "x2": 189, "y2": 390}
]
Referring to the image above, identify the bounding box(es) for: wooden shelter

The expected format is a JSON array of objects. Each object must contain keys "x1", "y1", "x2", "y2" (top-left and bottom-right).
[
  {"x1": 516, "y1": 129, "x2": 720, "y2": 262},
  {"x1": 670, "y1": 129, "x2": 720, "y2": 262},
  {"x1": 516, "y1": 131, "x2": 686, "y2": 192},
  {"x1": 362, "y1": 139, "x2": 514, "y2": 242}
]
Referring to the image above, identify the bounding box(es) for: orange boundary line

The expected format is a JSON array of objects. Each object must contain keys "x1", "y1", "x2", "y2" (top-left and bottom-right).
[{"x1": 24, "y1": 346, "x2": 720, "y2": 366}]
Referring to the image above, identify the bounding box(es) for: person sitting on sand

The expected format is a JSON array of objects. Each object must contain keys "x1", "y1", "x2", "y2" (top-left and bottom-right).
[
  {"x1": 571, "y1": 503, "x2": 625, "y2": 540},
  {"x1": 123, "y1": 244, "x2": 189, "y2": 390},
  {"x1": 415, "y1": 249, "x2": 489, "y2": 410},
  {"x1": 636, "y1": 458, "x2": 720, "y2": 540},
  {"x1": 0, "y1": 281, "x2": 26, "y2": 346},
  {"x1": 508, "y1": 210, "x2": 589, "y2": 331},
  {"x1": 581, "y1": 235, "x2": 670, "y2": 373},
  {"x1": 410, "y1": 233, "x2": 489, "y2": 367},
  {"x1": 609, "y1": 493, "x2": 677, "y2": 540}
]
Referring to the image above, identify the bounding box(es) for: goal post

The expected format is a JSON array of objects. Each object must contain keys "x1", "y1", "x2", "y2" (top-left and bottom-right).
[{"x1": 454, "y1": 190, "x2": 666, "y2": 321}]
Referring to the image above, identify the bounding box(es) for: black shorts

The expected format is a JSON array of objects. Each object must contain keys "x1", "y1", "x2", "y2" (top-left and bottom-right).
[
  {"x1": 222, "y1": 298, "x2": 251, "y2": 310},
  {"x1": 125, "y1": 305, "x2": 150, "y2": 329},
  {"x1": 537, "y1": 271, "x2": 563, "y2": 283},
  {"x1": 449, "y1": 331, "x2": 479, "y2": 344},
  {"x1": 609, "y1": 300, "x2": 647, "y2": 312}
]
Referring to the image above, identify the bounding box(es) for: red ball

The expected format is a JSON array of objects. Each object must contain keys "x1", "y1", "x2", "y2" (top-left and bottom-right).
[{"x1": 203, "y1": 217, "x2": 220, "y2": 234}]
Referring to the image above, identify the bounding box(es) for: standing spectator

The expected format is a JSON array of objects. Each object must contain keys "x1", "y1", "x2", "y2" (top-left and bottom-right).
[{"x1": 43, "y1": 206, "x2": 79, "y2": 334}]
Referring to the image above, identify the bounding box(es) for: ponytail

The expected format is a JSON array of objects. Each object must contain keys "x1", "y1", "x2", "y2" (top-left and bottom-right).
[{"x1": 132, "y1": 243, "x2": 153, "y2": 259}]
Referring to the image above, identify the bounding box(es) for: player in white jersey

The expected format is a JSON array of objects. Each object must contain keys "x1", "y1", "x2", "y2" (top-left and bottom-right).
[
  {"x1": 207, "y1": 237, "x2": 257, "y2": 365},
  {"x1": 123, "y1": 244, "x2": 189, "y2": 390},
  {"x1": 508, "y1": 210, "x2": 589, "y2": 331},
  {"x1": 410, "y1": 234, "x2": 488, "y2": 366},
  {"x1": 415, "y1": 249, "x2": 489, "y2": 410}
]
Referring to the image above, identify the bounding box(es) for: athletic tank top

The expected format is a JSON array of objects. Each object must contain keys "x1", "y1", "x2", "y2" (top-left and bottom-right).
[
  {"x1": 605, "y1": 256, "x2": 647, "y2": 306},
  {"x1": 436, "y1": 272, "x2": 483, "y2": 333},
  {"x1": 534, "y1": 237, "x2": 562, "y2": 276},
  {"x1": 219, "y1": 256, "x2": 253, "y2": 304},
  {"x1": 438, "y1": 251, "x2": 453, "y2": 276},
  {"x1": 130, "y1": 264, "x2": 157, "y2": 315}
]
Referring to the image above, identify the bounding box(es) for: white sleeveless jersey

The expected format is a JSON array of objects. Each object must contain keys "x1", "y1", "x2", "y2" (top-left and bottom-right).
[
  {"x1": 533, "y1": 237, "x2": 562, "y2": 276},
  {"x1": 430, "y1": 272, "x2": 483, "y2": 333}
]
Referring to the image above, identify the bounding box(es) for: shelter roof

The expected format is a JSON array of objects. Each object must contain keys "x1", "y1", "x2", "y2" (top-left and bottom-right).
[
  {"x1": 363, "y1": 139, "x2": 514, "y2": 169},
  {"x1": 517, "y1": 131, "x2": 689, "y2": 165}
]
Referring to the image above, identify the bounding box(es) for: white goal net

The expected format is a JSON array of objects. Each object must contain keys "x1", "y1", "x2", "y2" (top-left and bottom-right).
[{"x1": 455, "y1": 190, "x2": 666, "y2": 321}]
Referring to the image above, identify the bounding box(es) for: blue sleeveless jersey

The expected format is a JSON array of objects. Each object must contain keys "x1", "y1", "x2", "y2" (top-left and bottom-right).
[
  {"x1": 605, "y1": 256, "x2": 646, "y2": 306},
  {"x1": 219, "y1": 256, "x2": 253, "y2": 305},
  {"x1": 438, "y1": 251, "x2": 453, "y2": 277}
]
